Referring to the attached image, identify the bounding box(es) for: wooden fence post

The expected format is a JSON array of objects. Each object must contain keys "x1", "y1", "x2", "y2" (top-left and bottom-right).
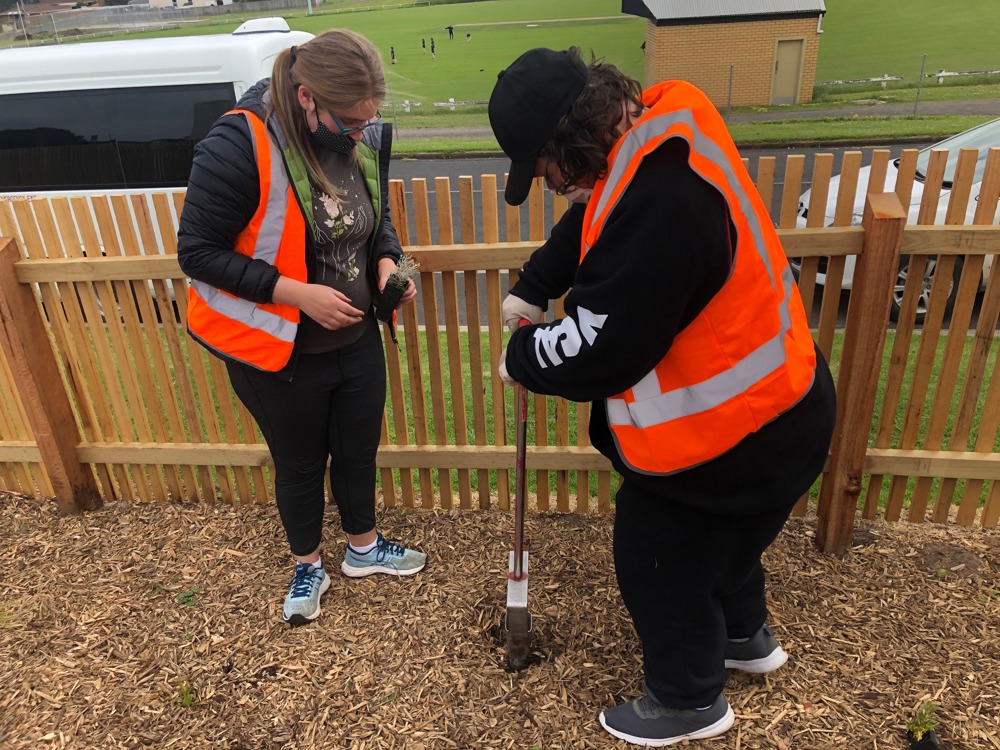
[
  {"x1": 816, "y1": 193, "x2": 906, "y2": 554},
  {"x1": 0, "y1": 238, "x2": 102, "y2": 513}
]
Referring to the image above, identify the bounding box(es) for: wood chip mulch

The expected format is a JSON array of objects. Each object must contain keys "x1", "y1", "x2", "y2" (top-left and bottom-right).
[{"x1": 1, "y1": 491, "x2": 998, "y2": 750}]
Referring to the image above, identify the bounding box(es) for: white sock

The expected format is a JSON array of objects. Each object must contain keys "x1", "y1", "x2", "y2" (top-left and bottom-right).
[
  {"x1": 350, "y1": 540, "x2": 377, "y2": 555},
  {"x1": 297, "y1": 557, "x2": 322, "y2": 569}
]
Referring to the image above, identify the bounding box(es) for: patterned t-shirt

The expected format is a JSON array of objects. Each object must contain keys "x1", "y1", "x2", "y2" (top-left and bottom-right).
[{"x1": 296, "y1": 150, "x2": 376, "y2": 353}]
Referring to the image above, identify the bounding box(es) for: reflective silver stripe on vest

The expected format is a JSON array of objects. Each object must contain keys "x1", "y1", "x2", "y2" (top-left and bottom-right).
[
  {"x1": 607, "y1": 267, "x2": 798, "y2": 427},
  {"x1": 601, "y1": 109, "x2": 796, "y2": 429},
  {"x1": 188, "y1": 283, "x2": 297, "y2": 344},
  {"x1": 190, "y1": 111, "x2": 296, "y2": 345}
]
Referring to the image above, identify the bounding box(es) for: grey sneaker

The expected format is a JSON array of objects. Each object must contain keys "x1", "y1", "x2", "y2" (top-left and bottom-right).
[
  {"x1": 340, "y1": 533, "x2": 426, "y2": 578},
  {"x1": 599, "y1": 691, "x2": 734, "y2": 747},
  {"x1": 282, "y1": 562, "x2": 330, "y2": 626},
  {"x1": 725, "y1": 624, "x2": 788, "y2": 673}
]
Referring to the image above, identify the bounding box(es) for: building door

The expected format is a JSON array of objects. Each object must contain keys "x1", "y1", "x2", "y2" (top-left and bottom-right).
[{"x1": 771, "y1": 39, "x2": 804, "y2": 105}]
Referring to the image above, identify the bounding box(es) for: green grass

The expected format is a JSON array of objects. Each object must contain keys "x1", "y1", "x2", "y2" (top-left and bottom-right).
[
  {"x1": 727, "y1": 115, "x2": 994, "y2": 146},
  {"x1": 816, "y1": 0, "x2": 1000, "y2": 83}
]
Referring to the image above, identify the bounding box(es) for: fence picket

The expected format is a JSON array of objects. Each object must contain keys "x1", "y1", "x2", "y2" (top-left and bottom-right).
[
  {"x1": 946, "y1": 149, "x2": 1000, "y2": 524},
  {"x1": 434, "y1": 177, "x2": 473, "y2": 507},
  {"x1": 886, "y1": 151, "x2": 949, "y2": 522},
  {"x1": 909, "y1": 151, "x2": 980, "y2": 522},
  {"x1": 45, "y1": 198, "x2": 116, "y2": 497},
  {"x1": 483, "y1": 175, "x2": 510, "y2": 511},
  {"x1": 755, "y1": 157, "x2": 775, "y2": 219},
  {"x1": 779, "y1": 154, "x2": 805, "y2": 229},
  {"x1": 110, "y1": 195, "x2": 189, "y2": 502},
  {"x1": 795, "y1": 153, "x2": 833, "y2": 329},
  {"x1": 382, "y1": 184, "x2": 417, "y2": 507},
  {"x1": 128, "y1": 195, "x2": 214, "y2": 501},
  {"x1": 0, "y1": 347, "x2": 38, "y2": 493},
  {"x1": 412, "y1": 179, "x2": 453, "y2": 509}
]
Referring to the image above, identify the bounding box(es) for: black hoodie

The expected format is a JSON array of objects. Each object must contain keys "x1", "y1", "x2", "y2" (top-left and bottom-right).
[{"x1": 504, "y1": 138, "x2": 837, "y2": 514}]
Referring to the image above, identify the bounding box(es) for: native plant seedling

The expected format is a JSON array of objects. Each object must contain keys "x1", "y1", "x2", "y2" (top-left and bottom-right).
[
  {"x1": 375, "y1": 254, "x2": 420, "y2": 323},
  {"x1": 177, "y1": 587, "x2": 200, "y2": 606},
  {"x1": 176, "y1": 678, "x2": 200, "y2": 708},
  {"x1": 906, "y1": 701, "x2": 942, "y2": 749}
]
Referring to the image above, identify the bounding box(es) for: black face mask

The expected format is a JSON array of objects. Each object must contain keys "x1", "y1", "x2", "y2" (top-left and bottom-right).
[{"x1": 309, "y1": 119, "x2": 357, "y2": 154}]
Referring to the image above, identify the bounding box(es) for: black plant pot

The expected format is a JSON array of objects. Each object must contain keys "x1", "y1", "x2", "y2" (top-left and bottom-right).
[
  {"x1": 907, "y1": 729, "x2": 943, "y2": 750},
  {"x1": 375, "y1": 281, "x2": 407, "y2": 323}
]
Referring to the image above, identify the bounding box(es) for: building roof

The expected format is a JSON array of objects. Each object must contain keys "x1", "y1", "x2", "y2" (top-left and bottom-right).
[{"x1": 622, "y1": 0, "x2": 825, "y2": 24}]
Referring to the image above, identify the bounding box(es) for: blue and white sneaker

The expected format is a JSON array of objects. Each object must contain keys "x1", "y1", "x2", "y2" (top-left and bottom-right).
[
  {"x1": 341, "y1": 533, "x2": 426, "y2": 578},
  {"x1": 282, "y1": 562, "x2": 330, "y2": 626}
]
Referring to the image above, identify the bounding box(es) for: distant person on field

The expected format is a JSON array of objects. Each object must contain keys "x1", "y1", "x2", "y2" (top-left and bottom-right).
[
  {"x1": 390, "y1": 46, "x2": 396, "y2": 64},
  {"x1": 489, "y1": 46, "x2": 836, "y2": 746},
  {"x1": 177, "y1": 30, "x2": 426, "y2": 628},
  {"x1": 446, "y1": 25, "x2": 454, "y2": 40},
  {"x1": 430, "y1": 38, "x2": 435, "y2": 59},
  {"x1": 465, "y1": 32, "x2": 471, "y2": 42},
  {"x1": 421, "y1": 37, "x2": 426, "y2": 54}
]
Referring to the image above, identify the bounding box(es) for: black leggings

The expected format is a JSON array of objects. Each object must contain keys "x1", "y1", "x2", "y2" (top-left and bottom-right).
[
  {"x1": 226, "y1": 320, "x2": 386, "y2": 556},
  {"x1": 613, "y1": 483, "x2": 795, "y2": 709}
]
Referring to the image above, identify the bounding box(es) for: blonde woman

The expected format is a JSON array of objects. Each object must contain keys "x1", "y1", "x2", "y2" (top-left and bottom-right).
[{"x1": 178, "y1": 30, "x2": 425, "y2": 626}]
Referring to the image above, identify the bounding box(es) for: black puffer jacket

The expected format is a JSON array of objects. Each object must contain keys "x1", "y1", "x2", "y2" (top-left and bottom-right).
[{"x1": 177, "y1": 79, "x2": 403, "y2": 307}]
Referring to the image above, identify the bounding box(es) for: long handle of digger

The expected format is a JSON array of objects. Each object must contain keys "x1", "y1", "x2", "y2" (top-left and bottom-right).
[{"x1": 513, "y1": 319, "x2": 529, "y2": 580}]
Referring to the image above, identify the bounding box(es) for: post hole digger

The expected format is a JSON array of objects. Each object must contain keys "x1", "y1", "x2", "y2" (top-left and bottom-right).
[{"x1": 504, "y1": 320, "x2": 532, "y2": 671}]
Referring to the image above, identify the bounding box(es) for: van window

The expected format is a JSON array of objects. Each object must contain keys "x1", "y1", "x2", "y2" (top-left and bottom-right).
[{"x1": 0, "y1": 82, "x2": 235, "y2": 192}]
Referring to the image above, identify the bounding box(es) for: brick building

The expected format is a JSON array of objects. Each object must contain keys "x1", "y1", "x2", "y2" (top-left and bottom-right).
[{"x1": 622, "y1": 0, "x2": 826, "y2": 108}]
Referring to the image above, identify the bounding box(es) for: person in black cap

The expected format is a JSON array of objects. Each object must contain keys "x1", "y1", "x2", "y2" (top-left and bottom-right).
[{"x1": 489, "y1": 47, "x2": 836, "y2": 746}]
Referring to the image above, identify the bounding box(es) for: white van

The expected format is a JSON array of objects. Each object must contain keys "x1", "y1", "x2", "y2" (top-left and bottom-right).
[{"x1": 0, "y1": 17, "x2": 314, "y2": 200}]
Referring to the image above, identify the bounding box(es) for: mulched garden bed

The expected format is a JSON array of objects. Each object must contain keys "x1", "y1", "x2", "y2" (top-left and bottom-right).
[{"x1": 1, "y1": 491, "x2": 998, "y2": 749}]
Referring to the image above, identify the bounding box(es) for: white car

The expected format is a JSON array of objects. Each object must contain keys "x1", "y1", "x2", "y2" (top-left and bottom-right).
[{"x1": 793, "y1": 117, "x2": 1000, "y2": 321}]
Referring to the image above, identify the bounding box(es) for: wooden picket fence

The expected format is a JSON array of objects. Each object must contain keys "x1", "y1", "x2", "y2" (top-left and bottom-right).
[{"x1": 1, "y1": 145, "x2": 1000, "y2": 554}]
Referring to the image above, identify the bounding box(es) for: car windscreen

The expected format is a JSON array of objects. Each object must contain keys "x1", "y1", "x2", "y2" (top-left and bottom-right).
[
  {"x1": 0, "y1": 83, "x2": 235, "y2": 192},
  {"x1": 914, "y1": 118, "x2": 1000, "y2": 186}
]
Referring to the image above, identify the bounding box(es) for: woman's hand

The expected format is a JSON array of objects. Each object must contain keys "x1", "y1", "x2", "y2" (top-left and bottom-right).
[
  {"x1": 273, "y1": 277, "x2": 364, "y2": 330},
  {"x1": 377, "y1": 257, "x2": 418, "y2": 305}
]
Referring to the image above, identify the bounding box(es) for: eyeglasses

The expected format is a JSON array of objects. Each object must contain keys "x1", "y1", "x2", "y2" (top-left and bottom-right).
[
  {"x1": 551, "y1": 176, "x2": 577, "y2": 197},
  {"x1": 542, "y1": 159, "x2": 576, "y2": 196},
  {"x1": 327, "y1": 109, "x2": 383, "y2": 135}
]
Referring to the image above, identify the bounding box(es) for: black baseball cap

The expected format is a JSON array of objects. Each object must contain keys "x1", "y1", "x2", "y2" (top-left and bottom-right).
[{"x1": 488, "y1": 48, "x2": 588, "y2": 206}]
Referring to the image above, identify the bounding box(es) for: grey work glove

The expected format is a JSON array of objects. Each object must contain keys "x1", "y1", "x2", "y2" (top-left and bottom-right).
[
  {"x1": 502, "y1": 293, "x2": 543, "y2": 332},
  {"x1": 497, "y1": 344, "x2": 516, "y2": 386}
]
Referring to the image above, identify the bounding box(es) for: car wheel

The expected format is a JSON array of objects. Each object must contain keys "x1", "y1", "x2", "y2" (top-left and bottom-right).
[{"x1": 890, "y1": 255, "x2": 963, "y2": 324}]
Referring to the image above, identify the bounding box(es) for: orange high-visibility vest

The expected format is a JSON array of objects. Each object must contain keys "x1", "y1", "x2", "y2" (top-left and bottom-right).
[
  {"x1": 582, "y1": 81, "x2": 817, "y2": 475},
  {"x1": 186, "y1": 110, "x2": 307, "y2": 372}
]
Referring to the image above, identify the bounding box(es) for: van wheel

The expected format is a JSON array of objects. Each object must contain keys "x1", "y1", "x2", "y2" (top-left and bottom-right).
[{"x1": 890, "y1": 255, "x2": 962, "y2": 324}]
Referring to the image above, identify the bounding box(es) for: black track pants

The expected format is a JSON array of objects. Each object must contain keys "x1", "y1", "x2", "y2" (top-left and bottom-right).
[
  {"x1": 613, "y1": 482, "x2": 795, "y2": 709},
  {"x1": 226, "y1": 320, "x2": 386, "y2": 556}
]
